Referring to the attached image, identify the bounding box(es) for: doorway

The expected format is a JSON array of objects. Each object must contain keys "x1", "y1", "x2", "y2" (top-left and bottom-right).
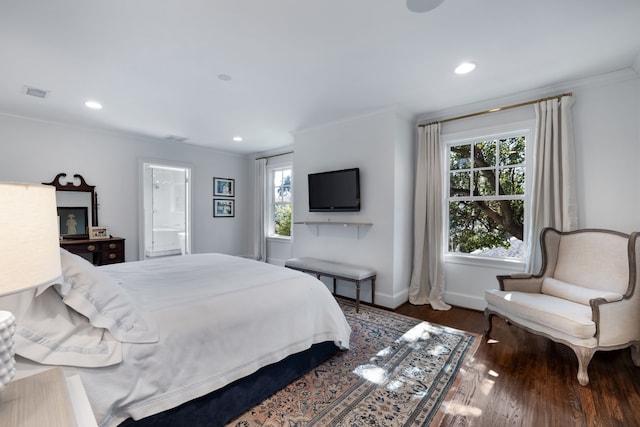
[{"x1": 141, "y1": 162, "x2": 191, "y2": 259}]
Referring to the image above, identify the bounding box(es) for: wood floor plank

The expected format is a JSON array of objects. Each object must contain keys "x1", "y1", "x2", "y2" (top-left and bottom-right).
[{"x1": 392, "y1": 302, "x2": 640, "y2": 427}]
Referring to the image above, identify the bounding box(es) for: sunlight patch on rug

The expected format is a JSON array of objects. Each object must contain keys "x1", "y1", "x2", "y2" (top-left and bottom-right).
[{"x1": 228, "y1": 299, "x2": 479, "y2": 427}]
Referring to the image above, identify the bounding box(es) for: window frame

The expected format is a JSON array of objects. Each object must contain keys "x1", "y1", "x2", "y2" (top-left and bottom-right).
[
  {"x1": 267, "y1": 163, "x2": 293, "y2": 239},
  {"x1": 443, "y1": 124, "x2": 532, "y2": 266}
]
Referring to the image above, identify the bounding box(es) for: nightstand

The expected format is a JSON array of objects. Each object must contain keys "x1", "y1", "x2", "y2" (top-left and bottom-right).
[{"x1": 0, "y1": 368, "x2": 97, "y2": 427}]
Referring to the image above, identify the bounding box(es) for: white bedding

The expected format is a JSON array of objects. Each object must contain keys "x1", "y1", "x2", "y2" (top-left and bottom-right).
[{"x1": 15, "y1": 253, "x2": 351, "y2": 427}]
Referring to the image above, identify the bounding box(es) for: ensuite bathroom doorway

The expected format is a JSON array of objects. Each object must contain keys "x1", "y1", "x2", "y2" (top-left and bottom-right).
[{"x1": 141, "y1": 161, "x2": 191, "y2": 259}]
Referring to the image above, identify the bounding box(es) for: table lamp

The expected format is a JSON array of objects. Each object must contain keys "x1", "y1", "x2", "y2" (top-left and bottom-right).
[{"x1": 0, "y1": 182, "x2": 62, "y2": 389}]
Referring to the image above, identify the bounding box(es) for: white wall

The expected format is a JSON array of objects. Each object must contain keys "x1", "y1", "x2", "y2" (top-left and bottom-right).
[
  {"x1": 266, "y1": 239, "x2": 291, "y2": 266},
  {"x1": 291, "y1": 108, "x2": 414, "y2": 308},
  {"x1": 572, "y1": 72, "x2": 640, "y2": 232},
  {"x1": 0, "y1": 115, "x2": 253, "y2": 261},
  {"x1": 392, "y1": 116, "x2": 415, "y2": 302}
]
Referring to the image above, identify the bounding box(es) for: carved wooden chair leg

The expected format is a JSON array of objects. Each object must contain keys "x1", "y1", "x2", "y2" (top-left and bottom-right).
[
  {"x1": 483, "y1": 310, "x2": 494, "y2": 337},
  {"x1": 631, "y1": 342, "x2": 640, "y2": 366},
  {"x1": 574, "y1": 346, "x2": 595, "y2": 386}
]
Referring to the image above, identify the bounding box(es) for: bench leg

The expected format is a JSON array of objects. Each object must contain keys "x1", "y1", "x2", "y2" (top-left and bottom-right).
[
  {"x1": 333, "y1": 277, "x2": 336, "y2": 296},
  {"x1": 355, "y1": 280, "x2": 361, "y2": 313},
  {"x1": 371, "y1": 277, "x2": 375, "y2": 306}
]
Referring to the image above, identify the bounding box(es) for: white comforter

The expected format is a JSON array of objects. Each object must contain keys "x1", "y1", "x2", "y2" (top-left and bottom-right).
[{"x1": 17, "y1": 254, "x2": 351, "y2": 427}]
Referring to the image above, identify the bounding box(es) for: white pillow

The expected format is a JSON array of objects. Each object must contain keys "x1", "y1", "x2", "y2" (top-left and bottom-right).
[
  {"x1": 58, "y1": 248, "x2": 158, "y2": 344},
  {"x1": 541, "y1": 277, "x2": 623, "y2": 306},
  {"x1": 0, "y1": 287, "x2": 122, "y2": 367}
]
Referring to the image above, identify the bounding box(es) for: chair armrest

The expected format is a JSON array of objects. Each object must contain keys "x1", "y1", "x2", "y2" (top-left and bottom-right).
[
  {"x1": 497, "y1": 274, "x2": 544, "y2": 293},
  {"x1": 591, "y1": 296, "x2": 640, "y2": 346}
]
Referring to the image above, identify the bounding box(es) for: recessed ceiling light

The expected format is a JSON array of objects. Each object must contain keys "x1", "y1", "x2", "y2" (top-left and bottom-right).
[
  {"x1": 455, "y1": 62, "x2": 476, "y2": 75},
  {"x1": 85, "y1": 100, "x2": 103, "y2": 110},
  {"x1": 218, "y1": 74, "x2": 232, "y2": 81},
  {"x1": 232, "y1": 136, "x2": 243, "y2": 142}
]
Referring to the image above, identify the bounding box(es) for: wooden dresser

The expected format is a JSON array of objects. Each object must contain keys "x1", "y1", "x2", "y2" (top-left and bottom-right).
[{"x1": 60, "y1": 237, "x2": 125, "y2": 265}]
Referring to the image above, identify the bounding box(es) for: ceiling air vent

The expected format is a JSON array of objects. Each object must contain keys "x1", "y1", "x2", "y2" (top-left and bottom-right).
[
  {"x1": 22, "y1": 85, "x2": 50, "y2": 99},
  {"x1": 164, "y1": 135, "x2": 188, "y2": 142}
]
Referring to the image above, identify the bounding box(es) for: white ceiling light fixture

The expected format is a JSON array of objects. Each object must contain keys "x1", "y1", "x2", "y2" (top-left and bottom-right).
[
  {"x1": 84, "y1": 100, "x2": 103, "y2": 110},
  {"x1": 406, "y1": 0, "x2": 445, "y2": 13},
  {"x1": 232, "y1": 136, "x2": 243, "y2": 142},
  {"x1": 455, "y1": 62, "x2": 476, "y2": 74}
]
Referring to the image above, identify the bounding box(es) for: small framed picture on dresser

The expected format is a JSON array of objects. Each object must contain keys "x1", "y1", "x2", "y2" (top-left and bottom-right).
[
  {"x1": 214, "y1": 199, "x2": 234, "y2": 217},
  {"x1": 88, "y1": 226, "x2": 110, "y2": 240}
]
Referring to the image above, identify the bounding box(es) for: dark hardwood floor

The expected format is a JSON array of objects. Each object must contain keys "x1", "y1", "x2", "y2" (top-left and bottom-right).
[{"x1": 394, "y1": 302, "x2": 640, "y2": 427}]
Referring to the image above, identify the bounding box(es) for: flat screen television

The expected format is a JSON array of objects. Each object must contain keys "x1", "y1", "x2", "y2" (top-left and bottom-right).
[{"x1": 308, "y1": 168, "x2": 360, "y2": 212}]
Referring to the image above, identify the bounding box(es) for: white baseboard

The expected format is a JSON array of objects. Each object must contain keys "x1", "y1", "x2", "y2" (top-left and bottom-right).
[{"x1": 443, "y1": 291, "x2": 487, "y2": 311}]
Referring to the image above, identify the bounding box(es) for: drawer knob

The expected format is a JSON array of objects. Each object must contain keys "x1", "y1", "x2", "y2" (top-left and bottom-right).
[
  {"x1": 109, "y1": 253, "x2": 117, "y2": 259},
  {"x1": 87, "y1": 245, "x2": 96, "y2": 251},
  {"x1": 109, "y1": 243, "x2": 117, "y2": 249}
]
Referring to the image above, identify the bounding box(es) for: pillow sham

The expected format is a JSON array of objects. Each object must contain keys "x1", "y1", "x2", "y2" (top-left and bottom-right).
[
  {"x1": 0, "y1": 286, "x2": 122, "y2": 367},
  {"x1": 57, "y1": 248, "x2": 158, "y2": 344}
]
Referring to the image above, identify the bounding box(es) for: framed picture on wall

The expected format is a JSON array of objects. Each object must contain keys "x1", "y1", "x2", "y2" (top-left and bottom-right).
[
  {"x1": 213, "y1": 199, "x2": 235, "y2": 217},
  {"x1": 57, "y1": 206, "x2": 88, "y2": 238},
  {"x1": 213, "y1": 177, "x2": 234, "y2": 197}
]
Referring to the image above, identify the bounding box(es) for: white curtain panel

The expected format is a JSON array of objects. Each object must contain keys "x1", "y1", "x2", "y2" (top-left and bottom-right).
[
  {"x1": 526, "y1": 95, "x2": 578, "y2": 273},
  {"x1": 253, "y1": 158, "x2": 267, "y2": 261},
  {"x1": 409, "y1": 123, "x2": 451, "y2": 310}
]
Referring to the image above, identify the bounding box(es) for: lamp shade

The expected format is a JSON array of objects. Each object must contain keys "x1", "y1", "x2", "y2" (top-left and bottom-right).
[{"x1": 0, "y1": 183, "x2": 62, "y2": 296}]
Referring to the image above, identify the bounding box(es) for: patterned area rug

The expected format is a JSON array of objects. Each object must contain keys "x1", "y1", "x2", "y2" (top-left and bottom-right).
[{"x1": 228, "y1": 299, "x2": 479, "y2": 427}]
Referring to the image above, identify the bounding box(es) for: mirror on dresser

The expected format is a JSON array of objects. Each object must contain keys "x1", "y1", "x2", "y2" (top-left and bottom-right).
[{"x1": 43, "y1": 173, "x2": 125, "y2": 265}]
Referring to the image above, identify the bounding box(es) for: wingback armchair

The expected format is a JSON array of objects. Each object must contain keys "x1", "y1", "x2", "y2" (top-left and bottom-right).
[{"x1": 484, "y1": 227, "x2": 640, "y2": 386}]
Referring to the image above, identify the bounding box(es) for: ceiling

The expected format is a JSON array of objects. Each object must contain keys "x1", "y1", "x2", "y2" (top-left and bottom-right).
[{"x1": 1, "y1": 0, "x2": 639, "y2": 154}]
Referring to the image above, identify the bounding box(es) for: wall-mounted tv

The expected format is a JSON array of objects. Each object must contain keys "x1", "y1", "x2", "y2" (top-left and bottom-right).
[{"x1": 308, "y1": 168, "x2": 360, "y2": 212}]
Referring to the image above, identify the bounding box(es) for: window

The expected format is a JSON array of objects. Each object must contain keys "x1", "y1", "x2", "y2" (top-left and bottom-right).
[
  {"x1": 447, "y1": 131, "x2": 528, "y2": 260},
  {"x1": 269, "y1": 166, "x2": 292, "y2": 237}
]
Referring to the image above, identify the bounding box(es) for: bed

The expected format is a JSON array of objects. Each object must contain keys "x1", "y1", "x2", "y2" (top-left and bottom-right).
[{"x1": 3, "y1": 250, "x2": 352, "y2": 427}]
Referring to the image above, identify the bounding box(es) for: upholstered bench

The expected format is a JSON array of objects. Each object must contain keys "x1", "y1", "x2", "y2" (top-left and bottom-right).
[{"x1": 285, "y1": 257, "x2": 376, "y2": 313}]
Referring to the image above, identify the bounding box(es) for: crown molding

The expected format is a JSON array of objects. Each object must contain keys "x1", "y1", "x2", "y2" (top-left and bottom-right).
[{"x1": 415, "y1": 67, "x2": 639, "y2": 125}]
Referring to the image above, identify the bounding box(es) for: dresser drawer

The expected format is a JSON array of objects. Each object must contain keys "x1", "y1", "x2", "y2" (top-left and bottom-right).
[
  {"x1": 100, "y1": 241, "x2": 124, "y2": 265},
  {"x1": 61, "y1": 237, "x2": 125, "y2": 265}
]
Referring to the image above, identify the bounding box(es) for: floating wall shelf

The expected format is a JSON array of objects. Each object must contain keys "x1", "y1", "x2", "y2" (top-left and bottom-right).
[{"x1": 293, "y1": 221, "x2": 373, "y2": 238}]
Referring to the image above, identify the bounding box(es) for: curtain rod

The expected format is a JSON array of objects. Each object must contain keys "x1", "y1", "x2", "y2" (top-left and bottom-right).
[
  {"x1": 255, "y1": 150, "x2": 293, "y2": 161},
  {"x1": 418, "y1": 92, "x2": 573, "y2": 127}
]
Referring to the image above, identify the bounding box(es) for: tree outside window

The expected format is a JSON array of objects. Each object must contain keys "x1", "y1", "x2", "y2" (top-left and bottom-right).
[
  {"x1": 271, "y1": 168, "x2": 292, "y2": 237},
  {"x1": 447, "y1": 134, "x2": 526, "y2": 259}
]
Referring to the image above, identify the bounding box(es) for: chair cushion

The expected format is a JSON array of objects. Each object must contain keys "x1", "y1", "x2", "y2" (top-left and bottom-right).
[
  {"x1": 541, "y1": 278, "x2": 623, "y2": 306},
  {"x1": 485, "y1": 289, "x2": 595, "y2": 339}
]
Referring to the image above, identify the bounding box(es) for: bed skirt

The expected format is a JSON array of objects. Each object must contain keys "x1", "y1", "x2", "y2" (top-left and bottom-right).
[{"x1": 118, "y1": 341, "x2": 340, "y2": 427}]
